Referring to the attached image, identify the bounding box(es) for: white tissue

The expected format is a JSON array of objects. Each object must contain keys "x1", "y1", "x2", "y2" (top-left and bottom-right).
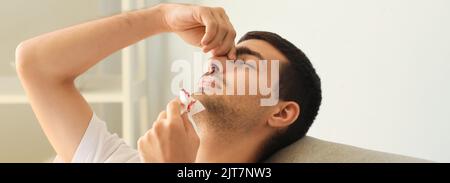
[
  {"x1": 179, "y1": 89, "x2": 204, "y2": 135},
  {"x1": 179, "y1": 89, "x2": 205, "y2": 115}
]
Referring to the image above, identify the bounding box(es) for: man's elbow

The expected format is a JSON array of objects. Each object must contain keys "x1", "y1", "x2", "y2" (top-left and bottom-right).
[
  {"x1": 15, "y1": 41, "x2": 38, "y2": 78},
  {"x1": 15, "y1": 41, "x2": 61, "y2": 82},
  {"x1": 16, "y1": 41, "x2": 75, "y2": 84}
]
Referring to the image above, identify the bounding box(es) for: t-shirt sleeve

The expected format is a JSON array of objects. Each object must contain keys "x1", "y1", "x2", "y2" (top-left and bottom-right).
[{"x1": 53, "y1": 113, "x2": 140, "y2": 163}]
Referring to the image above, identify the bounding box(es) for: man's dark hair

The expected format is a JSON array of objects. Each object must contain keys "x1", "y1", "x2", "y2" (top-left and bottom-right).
[{"x1": 238, "y1": 31, "x2": 322, "y2": 162}]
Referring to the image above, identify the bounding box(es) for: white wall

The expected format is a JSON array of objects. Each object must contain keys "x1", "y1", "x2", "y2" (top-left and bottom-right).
[
  {"x1": 0, "y1": 0, "x2": 123, "y2": 162},
  {"x1": 0, "y1": 0, "x2": 100, "y2": 76},
  {"x1": 194, "y1": 0, "x2": 450, "y2": 162}
]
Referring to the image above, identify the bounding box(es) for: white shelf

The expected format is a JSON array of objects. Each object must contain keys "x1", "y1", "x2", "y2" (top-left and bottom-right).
[{"x1": 0, "y1": 76, "x2": 123, "y2": 104}]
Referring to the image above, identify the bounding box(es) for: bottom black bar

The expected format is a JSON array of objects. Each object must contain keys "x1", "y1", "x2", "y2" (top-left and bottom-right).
[{"x1": 0, "y1": 163, "x2": 446, "y2": 181}]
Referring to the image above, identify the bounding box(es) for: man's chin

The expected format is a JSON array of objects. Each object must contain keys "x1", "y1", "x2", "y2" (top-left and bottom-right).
[
  {"x1": 193, "y1": 87, "x2": 221, "y2": 98},
  {"x1": 192, "y1": 92, "x2": 226, "y2": 114},
  {"x1": 192, "y1": 91, "x2": 212, "y2": 104}
]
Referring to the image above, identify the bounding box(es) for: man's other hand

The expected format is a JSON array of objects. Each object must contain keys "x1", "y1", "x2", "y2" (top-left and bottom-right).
[{"x1": 138, "y1": 98, "x2": 200, "y2": 163}]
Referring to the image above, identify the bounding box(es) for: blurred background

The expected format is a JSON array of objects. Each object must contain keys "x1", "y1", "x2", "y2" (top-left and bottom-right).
[{"x1": 0, "y1": 0, "x2": 449, "y2": 162}]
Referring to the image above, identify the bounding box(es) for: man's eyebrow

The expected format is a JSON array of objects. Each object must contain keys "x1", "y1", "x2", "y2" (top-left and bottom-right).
[{"x1": 235, "y1": 46, "x2": 264, "y2": 60}]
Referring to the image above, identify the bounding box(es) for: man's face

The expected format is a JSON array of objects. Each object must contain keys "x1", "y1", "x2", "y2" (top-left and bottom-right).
[{"x1": 193, "y1": 39, "x2": 288, "y2": 135}]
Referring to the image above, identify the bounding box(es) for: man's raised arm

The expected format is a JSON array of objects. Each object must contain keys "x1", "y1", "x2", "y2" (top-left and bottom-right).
[{"x1": 15, "y1": 3, "x2": 236, "y2": 162}]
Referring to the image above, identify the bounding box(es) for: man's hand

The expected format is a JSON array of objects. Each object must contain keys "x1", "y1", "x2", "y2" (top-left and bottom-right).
[
  {"x1": 138, "y1": 99, "x2": 200, "y2": 163},
  {"x1": 160, "y1": 4, "x2": 237, "y2": 59}
]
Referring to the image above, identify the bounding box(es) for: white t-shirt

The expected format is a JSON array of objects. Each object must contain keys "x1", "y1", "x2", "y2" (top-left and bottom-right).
[{"x1": 53, "y1": 113, "x2": 141, "y2": 163}]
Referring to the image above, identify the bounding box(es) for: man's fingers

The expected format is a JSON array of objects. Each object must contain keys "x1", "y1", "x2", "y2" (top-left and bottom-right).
[
  {"x1": 208, "y1": 9, "x2": 236, "y2": 57},
  {"x1": 180, "y1": 113, "x2": 194, "y2": 133},
  {"x1": 203, "y1": 11, "x2": 228, "y2": 53},
  {"x1": 166, "y1": 98, "x2": 181, "y2": 120},
  {"x1": 223, "y1": 13, "x2": 237, "y2": 59},
  {"x1": 157, "y1": 111, "x2": 167, "y2": 120},
  {"x1": 212, "y1": 29, "x2": 236, "y2": 57},
  {"x1": 227, "y1": 46, "x2": 237, "y2": 60},
  {"x1": 198, "y1": 8, "x2": 218, "y2": 46}
]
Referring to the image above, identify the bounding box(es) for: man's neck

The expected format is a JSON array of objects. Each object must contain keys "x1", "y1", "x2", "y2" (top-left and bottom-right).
[{"x1": 195, "y1": 131, "x2": 262, "y2": 163}]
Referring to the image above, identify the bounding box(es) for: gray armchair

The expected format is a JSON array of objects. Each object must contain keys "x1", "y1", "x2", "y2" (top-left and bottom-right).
[{"x1": 267, "y1": 136, "x2": 432, "y2": 163}]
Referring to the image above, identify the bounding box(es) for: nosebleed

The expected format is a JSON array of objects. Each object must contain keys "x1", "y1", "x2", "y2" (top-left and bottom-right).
[
  {"x1": 179, "y1": 89, "x2": 204, "y2": 135},
  {"x1": 179, "y1": 89, "x2": 205, "y2": 115}
]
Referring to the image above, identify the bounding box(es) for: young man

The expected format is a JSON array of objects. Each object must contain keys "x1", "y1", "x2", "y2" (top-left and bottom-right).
[{"x1": 16, "y1": 3, "x2": 321, "y2": 163}]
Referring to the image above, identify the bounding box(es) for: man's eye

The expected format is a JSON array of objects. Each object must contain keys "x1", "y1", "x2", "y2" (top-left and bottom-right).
[
  {"x1": 235, "y1": 61, "x2": 256, "y2": 70},
  {"x1": 234, "y1": 60, "x2": 246, "y2": 65},
  {"x1": 236, "y1": 62, "x2": 245, "y2": 67}
]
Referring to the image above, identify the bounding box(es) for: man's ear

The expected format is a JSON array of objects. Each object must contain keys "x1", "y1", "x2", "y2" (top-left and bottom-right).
[{"x1": 267, "y1": 101, "x2": 300, "y2": 128}]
